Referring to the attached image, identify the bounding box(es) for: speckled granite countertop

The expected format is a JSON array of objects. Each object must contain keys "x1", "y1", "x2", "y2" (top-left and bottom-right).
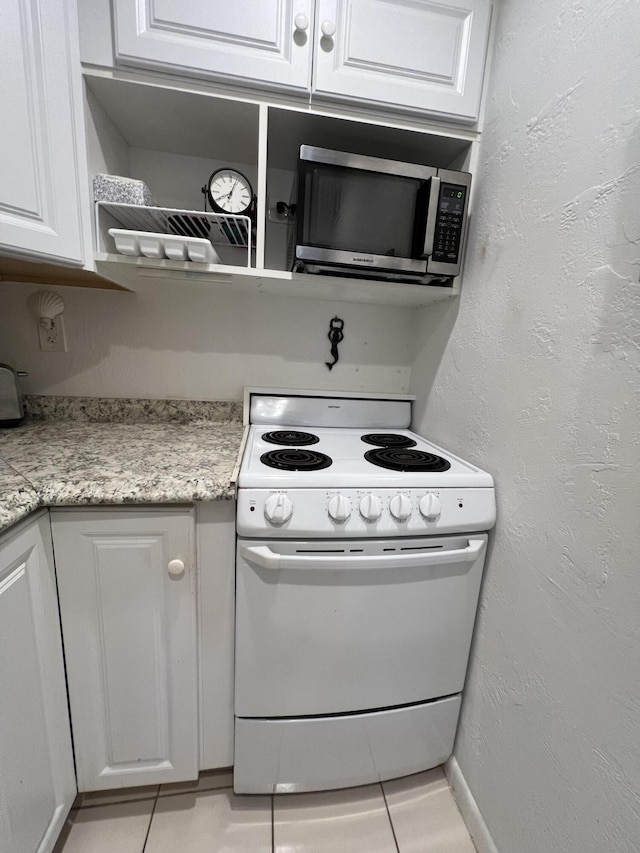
[
  {"x1": 0, "y1": 397, "x2": 246, "y2": 536},
  {"x1": 0, "y1": 459, "x2": 41, "y2": 532}
]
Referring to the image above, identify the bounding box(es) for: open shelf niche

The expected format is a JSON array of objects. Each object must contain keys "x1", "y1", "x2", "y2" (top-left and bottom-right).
[{"x1": 83, "y1": 67, "x2": 476, "y2": 306}]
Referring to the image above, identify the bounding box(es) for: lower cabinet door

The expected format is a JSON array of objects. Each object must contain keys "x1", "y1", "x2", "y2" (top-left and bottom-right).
[
  {"x1": 0, "y1": 511, "x2": 76, "y2": 853},
  {"x1": 52, "y1": 507, "x2": 198, "y2": 791}
]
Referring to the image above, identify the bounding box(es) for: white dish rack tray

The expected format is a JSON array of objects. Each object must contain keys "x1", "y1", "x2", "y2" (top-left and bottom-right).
[{"x1": 96, "y1": 202, "x2": 252, "y2": 267}]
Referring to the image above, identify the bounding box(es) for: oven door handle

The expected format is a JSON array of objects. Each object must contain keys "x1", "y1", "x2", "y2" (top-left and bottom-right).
[{"x1": 240, "y1": 539, "x2": 485, "y2": 572}]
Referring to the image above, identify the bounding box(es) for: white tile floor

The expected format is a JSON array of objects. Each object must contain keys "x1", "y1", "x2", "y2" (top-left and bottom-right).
[{"x1": 53, "y1": 768, "x2": 476, "y2": 853}]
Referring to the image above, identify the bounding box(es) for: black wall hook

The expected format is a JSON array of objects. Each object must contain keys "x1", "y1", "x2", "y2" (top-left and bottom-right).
[{"x1": 325, "y1": 316, "x2": 344, "y2": 371}]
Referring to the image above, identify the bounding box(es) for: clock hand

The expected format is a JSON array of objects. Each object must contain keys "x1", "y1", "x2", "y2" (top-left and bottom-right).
[
  {"x1": 225, "y1": 181, "x2": 240, "y2": 201},
  {"x1": 228, "y1": 180, "x2": 240, "y2": 202}
]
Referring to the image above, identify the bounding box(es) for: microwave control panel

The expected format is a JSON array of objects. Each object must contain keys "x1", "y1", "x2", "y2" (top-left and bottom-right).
[{"x1": 431, "y1": 183, "x2": 467, "y2": 265}]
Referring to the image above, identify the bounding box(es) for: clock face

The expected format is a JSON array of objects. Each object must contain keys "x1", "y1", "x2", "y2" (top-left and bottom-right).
[{"x1": 208, "y1": 169, "x2": 253, "y2": 215}]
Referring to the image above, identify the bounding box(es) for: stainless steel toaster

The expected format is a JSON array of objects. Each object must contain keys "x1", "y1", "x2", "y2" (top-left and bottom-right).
[{"x1": 0, "y1": 364, "x2": 27, "y2": 427}]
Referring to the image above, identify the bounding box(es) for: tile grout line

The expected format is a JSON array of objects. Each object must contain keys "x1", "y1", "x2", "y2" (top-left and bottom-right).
[
  {"x1": 271, "y1": 793, "x2": 275, "y2": 853},
  {"x1": 140, "y1": 786, "x2": 160, "y2": 853},
  {"x1": 380, "y1": 783, "x2": 401, "y2": 853}
]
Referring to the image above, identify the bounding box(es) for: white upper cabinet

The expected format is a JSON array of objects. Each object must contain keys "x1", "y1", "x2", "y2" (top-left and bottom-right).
[
  {"x1": 313, "y1": 0, "x2": 492, "y2": 122},
  {"x1": 107, "y1": 0, "x2": 491, "y2": 123},
  {"x1": 0, "y1": 0, "x2": 89, "y2": 266},
  {"x1": 114, "y1": 0, "x2": 315, "y2": 92}
]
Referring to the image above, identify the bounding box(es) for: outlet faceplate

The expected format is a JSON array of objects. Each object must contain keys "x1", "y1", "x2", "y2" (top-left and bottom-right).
[{"x1": 38, "y1": 316, "x2": 67, "y2": 352}]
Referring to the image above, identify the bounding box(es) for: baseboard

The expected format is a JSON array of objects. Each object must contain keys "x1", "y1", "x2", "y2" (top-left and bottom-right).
[{"x1": 445, "y1": 757, "x2": 499, "y2": 853}]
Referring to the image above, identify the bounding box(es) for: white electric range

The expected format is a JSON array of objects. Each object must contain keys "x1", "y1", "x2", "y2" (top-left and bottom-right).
[{"x1": 234, "y1": 390, "x2": 496, "y2": 794}]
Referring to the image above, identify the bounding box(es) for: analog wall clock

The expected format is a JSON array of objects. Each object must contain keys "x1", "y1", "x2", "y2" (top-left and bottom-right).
[{"x1": 204, "y1": 168, "x2": 254, "y2": 216}]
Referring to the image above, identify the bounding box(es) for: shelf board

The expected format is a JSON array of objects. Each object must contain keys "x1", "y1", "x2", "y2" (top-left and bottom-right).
[
  {"x1": 94, "y1": 253, "x2": 459, "y2": 306},
  {"x1": 0, "y1": 255, "x2": 130, "y2": 290}
]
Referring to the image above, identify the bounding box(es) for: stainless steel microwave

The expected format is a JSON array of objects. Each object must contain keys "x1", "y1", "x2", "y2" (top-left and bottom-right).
[{"x1": 293, "y1": 146, "x2": 471, "y2": 285}]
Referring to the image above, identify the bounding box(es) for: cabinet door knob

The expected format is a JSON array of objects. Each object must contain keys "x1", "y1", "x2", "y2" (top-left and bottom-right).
[
  {"x1": 321, "y1": 19, "x2": 336, "y2": 38},
  {"x1": 294, "y1": 13, "x2": 309, "y2": 32},
  {"x1": 168, "y1": 558, "x2": 185, "y2": 577}
]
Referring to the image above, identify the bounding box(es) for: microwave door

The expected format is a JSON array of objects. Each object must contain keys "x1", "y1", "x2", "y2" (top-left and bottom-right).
[{"x1": 296, "y1": 153, "x2": 431, "y2": 276}]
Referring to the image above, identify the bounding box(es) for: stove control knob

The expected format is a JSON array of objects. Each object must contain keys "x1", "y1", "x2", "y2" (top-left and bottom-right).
[
  {"x1": 264, "y1": 493, "x2": 293, "y2": 525},
  {"x1": 389, "y1": 494, "x2": 412, "y2": 522},
  {"x1": 328, "y1": 494, "x2": 352, "y2": 522},
  {"x1": 419, "y1": 493, "x2": 441, "y2": 521},
  {"x1": 359, "y1": 493, "x2": 382, "y2": 522}
]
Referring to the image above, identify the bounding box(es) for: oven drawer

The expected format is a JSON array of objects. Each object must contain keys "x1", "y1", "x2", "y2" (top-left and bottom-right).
[
  {"x1": 234, "y1": 695, "x2": 461, "y2": 794},
  {"x1": 235, "y1": 534, "x2": 487, "y2": 717}
]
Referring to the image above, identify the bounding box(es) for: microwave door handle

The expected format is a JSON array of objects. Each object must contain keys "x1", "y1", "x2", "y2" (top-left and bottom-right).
[{"x1": 422, "y1": 176, "x2": 440, "y2": 259}]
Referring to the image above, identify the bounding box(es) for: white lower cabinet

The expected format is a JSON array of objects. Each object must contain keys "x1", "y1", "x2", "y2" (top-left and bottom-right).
[
  {"x1": 0, "y1": 511, "x2": 76, "y2": 853},
  {"x1": 51, "y1": 507, "x2": 199, "y2": 791}
]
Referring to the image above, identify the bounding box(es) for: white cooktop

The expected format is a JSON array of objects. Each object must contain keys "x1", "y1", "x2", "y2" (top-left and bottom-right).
[{"x1": 238, "y1": 426, "x2": 494, "y2": 490}]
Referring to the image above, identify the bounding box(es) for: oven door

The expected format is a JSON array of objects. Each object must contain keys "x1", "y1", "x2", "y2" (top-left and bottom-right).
[{"x1": 235, "y1": 533, "x2": 487, "y2": 718}]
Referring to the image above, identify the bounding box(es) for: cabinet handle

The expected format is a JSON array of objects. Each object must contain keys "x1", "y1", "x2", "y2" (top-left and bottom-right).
[
  {"x1": 168, "y1": 558, "x2": 185, "y2": 577},
  {"x1": 294, "y1": 13, "x2": 309, "y2": 32},
  {"x1": 321, "y1": 19, "x2": 336, "y2": 38}
]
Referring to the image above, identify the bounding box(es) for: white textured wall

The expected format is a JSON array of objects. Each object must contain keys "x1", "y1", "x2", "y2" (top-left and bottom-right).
[
  {"x1": 411, "y1": 1, "x2": 640, "y2": 851},
  {"x1": 0, "y1": 281, "x2": 415, "y2": 399}
]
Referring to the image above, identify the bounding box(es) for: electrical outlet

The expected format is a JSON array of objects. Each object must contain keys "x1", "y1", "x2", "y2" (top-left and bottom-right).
[
  {"x1": 268, "y1": 199, "x2": 295, "y2": 224},
  {"x1": 268, "y1": 206, "x2": 289, "y2": 224},
  {"x1": 38, "y1": 316, "x2": 68, "y2": 352}
]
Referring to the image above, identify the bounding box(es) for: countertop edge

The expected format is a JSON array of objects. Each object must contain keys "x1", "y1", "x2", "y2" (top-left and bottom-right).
[
  {"x1": 0, "y1": 477, "x2": 238, "y2": 537},
  {"x1": 0, "y1": 417, "x2": 246, "y2": 536},
  {"x1": 230, "y1": 425, "x2": 250, "y2": 492}
]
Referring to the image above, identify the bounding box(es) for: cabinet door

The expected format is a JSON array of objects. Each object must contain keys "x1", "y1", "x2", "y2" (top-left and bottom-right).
[
  {"x1": 0, "y1": 512, "x2": 76, "y2": 853},
  {"x1": 52, "y1": 508, "x2": 198, "y2": 792},
  {"x1": 0, "y1": 0, "x2": 87, "y2": 265},
  {"x1": 313, "y1": 0, "x2": 491, "y2": 123},
  {"x1": 114, "y1": 0, "x2": 314, "y2": 93}
]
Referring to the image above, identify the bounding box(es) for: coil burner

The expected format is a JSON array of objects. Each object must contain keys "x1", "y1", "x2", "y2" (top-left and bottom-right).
[
  {"x1": 260, "y1": 449, "x2": 332, "y2": 471},
  {"x1": 262, "y1": 430, "x2": 320, "y2": 446},
  {"x1": 364, "y1": 448, "x2": 451, "y2": 472},
  {"x1": 360, "y1": 433, "x2": 417, "y2": 448}
]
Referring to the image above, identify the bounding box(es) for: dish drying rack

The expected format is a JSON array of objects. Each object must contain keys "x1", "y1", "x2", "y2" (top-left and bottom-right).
[{"x1": 96, "y1": 202, "x2": 252, "y2": 267}]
